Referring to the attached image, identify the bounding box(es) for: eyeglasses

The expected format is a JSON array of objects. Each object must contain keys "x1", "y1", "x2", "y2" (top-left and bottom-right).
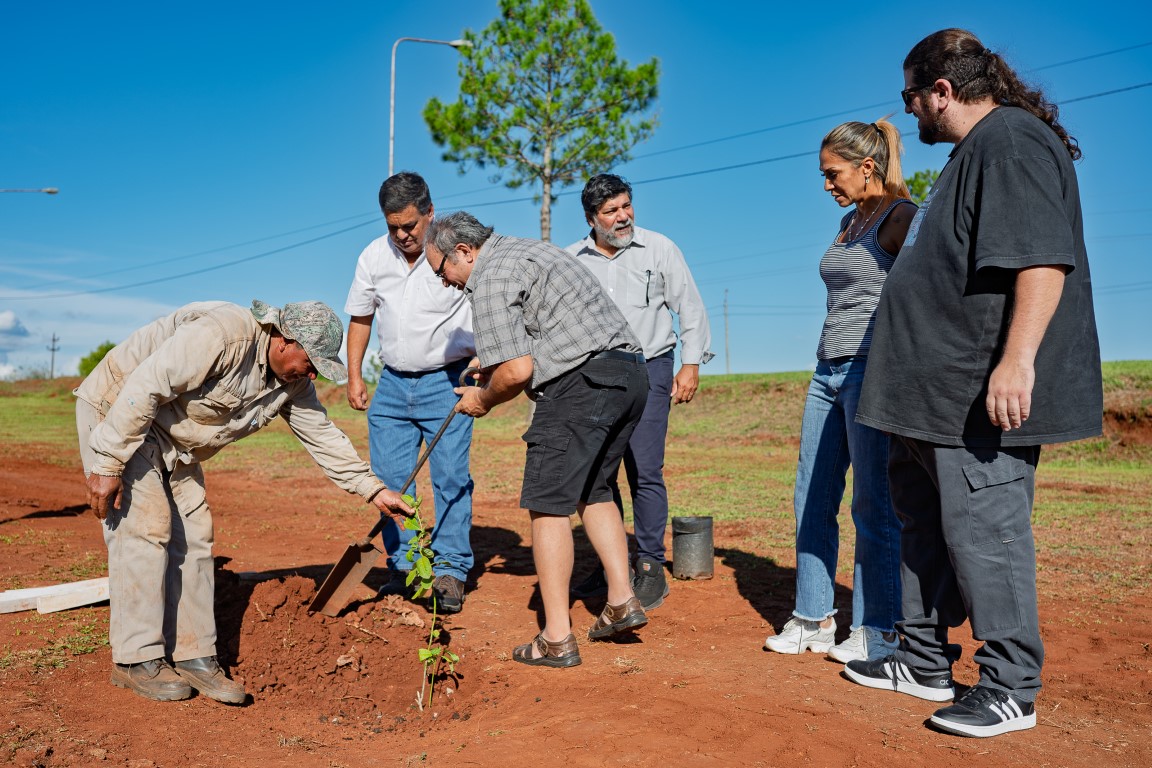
[
  {"x1": 430, "y1": 250, "x2": 449, "y2": 279},
  {"x1": 900, "y1": 84, "x2": 929, "y2": 107},
  {"x1": 901, "y1": 74, "x2": 982, "y2": 107}
]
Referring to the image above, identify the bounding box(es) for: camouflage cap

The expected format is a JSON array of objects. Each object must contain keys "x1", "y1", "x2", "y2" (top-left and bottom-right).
[{"x1": 251, "y1": 299, "x2": 348, "y2": 383}]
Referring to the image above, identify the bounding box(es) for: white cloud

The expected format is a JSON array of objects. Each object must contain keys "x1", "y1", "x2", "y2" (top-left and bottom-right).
[
  {"x1": 0, "y1": 310, "x2": 31, "y2": 354},
  {"x1": 0, "y1": 288, "x2": 176, "y2": 378}
]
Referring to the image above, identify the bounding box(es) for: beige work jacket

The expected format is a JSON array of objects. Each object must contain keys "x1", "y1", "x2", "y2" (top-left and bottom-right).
[{"x1": 74, "y1": 301, "x2": 385, "y2": 502}]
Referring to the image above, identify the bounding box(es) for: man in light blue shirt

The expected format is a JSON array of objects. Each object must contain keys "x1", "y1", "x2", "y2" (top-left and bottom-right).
[{"x1": 566, "y1": 174, "x2": 713, "y2": 610}]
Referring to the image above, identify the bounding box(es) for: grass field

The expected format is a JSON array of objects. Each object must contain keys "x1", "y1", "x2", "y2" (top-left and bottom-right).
[{"x1": 3, "y1": 362, "x2": 1148, "y2": 592}]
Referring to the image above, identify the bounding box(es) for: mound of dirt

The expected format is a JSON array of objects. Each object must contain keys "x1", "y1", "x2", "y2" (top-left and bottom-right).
[{"x1": 215, "y1": 570, "x2": 470, "y2": 726}]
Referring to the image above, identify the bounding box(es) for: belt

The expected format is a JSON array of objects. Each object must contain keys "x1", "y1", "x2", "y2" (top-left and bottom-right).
[
  {"x1": 383, "y1": 360, "x2": 466, "y2": 378},
  {"x1": 591, "y1": 349, "x2": 644, "y2": 363}
]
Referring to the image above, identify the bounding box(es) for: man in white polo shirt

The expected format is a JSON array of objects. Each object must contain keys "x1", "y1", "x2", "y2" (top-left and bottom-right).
[{"x1": 344, "y1": 171, "x2": 478, "y2": 613}]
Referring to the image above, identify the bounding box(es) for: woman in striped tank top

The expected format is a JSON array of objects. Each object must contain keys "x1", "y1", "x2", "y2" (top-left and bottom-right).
[{"x1": 764, "y1": 119, "x2": 918, "y2": 664}]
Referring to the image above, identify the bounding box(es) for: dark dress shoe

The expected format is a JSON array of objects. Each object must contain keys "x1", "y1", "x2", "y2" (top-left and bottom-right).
[
  {"x1": 110, "y1": 658, "x2": 192, "y2": 702},
  {"x1": 174, "y1": 656, "x2": 247, "y2": 704}
]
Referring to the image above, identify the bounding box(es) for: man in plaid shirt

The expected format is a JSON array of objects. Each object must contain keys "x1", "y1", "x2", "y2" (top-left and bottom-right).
[{"x1": 423, "y1": 211, "x2": 651, "y2": 669}]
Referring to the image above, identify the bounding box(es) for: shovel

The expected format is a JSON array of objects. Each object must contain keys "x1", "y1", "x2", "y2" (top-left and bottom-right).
[{"x1": 308, "y1": 367, "x2": 477, "y2": 617}]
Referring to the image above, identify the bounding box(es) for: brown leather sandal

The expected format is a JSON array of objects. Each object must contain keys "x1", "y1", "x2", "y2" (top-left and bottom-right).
[
  {"x1": 588, "y1": 596, "x2": 648, "y2": 640},
  {"x1": 512, "y1": 633, "x2": 582, "y2": 668}
]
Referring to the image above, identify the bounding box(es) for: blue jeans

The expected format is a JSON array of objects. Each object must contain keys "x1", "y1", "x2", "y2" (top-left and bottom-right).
[
  {"x1": 792, "y1": 357, "x2": 901, "y2": 631},
  {"x1": 367, "y1": 359, "x2": 474, "y2": 582}
]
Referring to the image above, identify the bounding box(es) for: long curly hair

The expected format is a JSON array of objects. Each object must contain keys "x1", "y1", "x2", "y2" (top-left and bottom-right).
[{"x1": 904, "y1": 28, "x2": 1081, "y2": 160}]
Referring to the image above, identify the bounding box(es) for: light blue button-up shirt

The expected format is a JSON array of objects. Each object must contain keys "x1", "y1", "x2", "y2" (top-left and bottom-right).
[{"x1": 566, "y1": 226, "x2": 713, "y2": 365}]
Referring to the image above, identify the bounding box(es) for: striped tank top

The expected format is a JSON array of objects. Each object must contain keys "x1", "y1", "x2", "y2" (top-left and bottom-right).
[{"x1": 816, "y1": 199, "x2": 913, "y2": 360}]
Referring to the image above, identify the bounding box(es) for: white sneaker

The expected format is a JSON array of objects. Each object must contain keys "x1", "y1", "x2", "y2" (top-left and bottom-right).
[
  {"x1": 764, "y1": 617, "x2": 836, "y2": 654},
  {"x1": 829, "y1": 626, "x2": 899, "y2": 663}
]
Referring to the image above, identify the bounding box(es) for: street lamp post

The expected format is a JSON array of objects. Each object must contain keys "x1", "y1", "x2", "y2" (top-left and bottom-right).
[
  {"x1": 0, "y1": 188, "x2": 58, "y2": 194},
  {"x1": 389, "y1": 37, "x2": 471, "y2": 177}
]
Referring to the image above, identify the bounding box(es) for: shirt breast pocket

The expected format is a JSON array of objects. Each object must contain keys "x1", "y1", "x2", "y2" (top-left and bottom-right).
[
  {"x1": 626, "y1": 268, "x2": 663, "y2": 308},
  {"x1": 186, "y1": 384, "x2": 242, "y2": 426},
  {"x1": 421, "y1": 271, "x2": 465, "y2": 312}
]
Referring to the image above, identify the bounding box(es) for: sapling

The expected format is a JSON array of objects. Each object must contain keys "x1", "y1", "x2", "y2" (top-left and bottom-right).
[{"x1": 400, "y1": 494, "x2": 460, "y2": 711}]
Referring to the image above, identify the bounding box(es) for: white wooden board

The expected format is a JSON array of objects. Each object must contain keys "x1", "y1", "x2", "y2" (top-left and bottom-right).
[
  {"x1": 37, "y1": 580, "x2": 111, "y2": 614},
  {"x1": 0, "y1": 577, "x2": 109, "y2": 614}
]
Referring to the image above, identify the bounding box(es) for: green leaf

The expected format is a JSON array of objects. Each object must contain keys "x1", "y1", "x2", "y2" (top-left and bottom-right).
[
  {"x1": 404, "y1": 569, "x2": 418, "y2": 586},
  {"x1": 416, "y1": 558, "x2": 433, "y2": 579},
  {"x1": 402, "y1": 517, "x2": 421, "y2": 531}
]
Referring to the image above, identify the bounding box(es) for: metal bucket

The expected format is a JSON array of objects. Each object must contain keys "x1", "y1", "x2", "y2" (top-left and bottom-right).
[{"x1": 671, "y1": 516, "x2": 714, "y2": 580}]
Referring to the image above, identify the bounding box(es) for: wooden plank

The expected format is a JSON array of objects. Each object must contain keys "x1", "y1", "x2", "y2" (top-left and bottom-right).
[
  {"x1": 0, "y1": 578, "x2": 109, "y2": 614},
  {"x1": 37, "y1": 580, "x2": 110, "y2": 614}
]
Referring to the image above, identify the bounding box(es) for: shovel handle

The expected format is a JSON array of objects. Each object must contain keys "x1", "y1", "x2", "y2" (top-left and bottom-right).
[{"x1": 366, "y1": 366, "x2": 480, "y2": 540}]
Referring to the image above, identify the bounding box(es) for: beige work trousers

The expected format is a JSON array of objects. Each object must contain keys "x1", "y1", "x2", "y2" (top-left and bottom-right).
[{"x1": 76, "y1": 400, "x2": 217, "y2": 664}]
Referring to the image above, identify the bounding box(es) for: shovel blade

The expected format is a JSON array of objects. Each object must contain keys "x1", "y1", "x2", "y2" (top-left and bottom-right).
[{"x1": 308, "y1": 538, "x2": 384, "y2": 617}]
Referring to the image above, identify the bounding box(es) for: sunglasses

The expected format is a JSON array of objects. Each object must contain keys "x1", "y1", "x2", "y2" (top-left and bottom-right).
[
  {"x1": 430, "y1": 250, "x2": 449, "y2": 279},
  {"x1": 900, "y1": 84, "x2": 929, "y2": 107},
  {"x1": 901, "y1": 74, "x2": 982, "y2": 107}
]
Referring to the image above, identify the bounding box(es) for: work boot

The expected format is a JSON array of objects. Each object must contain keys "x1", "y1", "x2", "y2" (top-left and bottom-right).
[
  {"x1": 174, "y1": 656, "x2": 247, "y2": 705},
  {"x1": 430, "y1": 574, "x2": 466, "y2": 614},
  {"x1": 110, "y1": 658, "x2": 193, "y2": 702}
]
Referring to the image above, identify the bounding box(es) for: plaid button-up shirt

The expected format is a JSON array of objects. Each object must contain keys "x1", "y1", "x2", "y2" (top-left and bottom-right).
[{"x1": 464, "y1": 234, "x2": 641, "y2": 389}]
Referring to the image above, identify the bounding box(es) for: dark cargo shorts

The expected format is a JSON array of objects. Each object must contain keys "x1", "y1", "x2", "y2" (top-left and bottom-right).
[{"x1": 519, "y1": 350, "x2": 648, "y2": 515}]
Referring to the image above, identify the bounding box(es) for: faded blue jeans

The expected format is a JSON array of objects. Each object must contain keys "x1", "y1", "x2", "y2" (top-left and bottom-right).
[
  {"x1": 367, "y1": 359, "x2": 474, "y2": 582},
  {"x1": 792, "y1": 357, "x2": 901, "y2": 631}
]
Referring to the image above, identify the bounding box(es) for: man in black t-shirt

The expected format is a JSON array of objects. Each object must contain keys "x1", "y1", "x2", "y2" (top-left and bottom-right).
[{"x1": 846, "y1": 29, "x2": 1102, "y2": 739}]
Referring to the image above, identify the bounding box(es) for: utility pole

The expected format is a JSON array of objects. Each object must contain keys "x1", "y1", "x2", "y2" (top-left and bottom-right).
[
  {"x1": 47, "y1": 334, "x2": 60, "y2": 379},
  {"x1": 724, "y1": 289, "x2": 730, "y2": 375}
]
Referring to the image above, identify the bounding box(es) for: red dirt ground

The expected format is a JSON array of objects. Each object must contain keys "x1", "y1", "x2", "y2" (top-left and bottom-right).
[{"x1": 2, "y1": 419, "x2": 1151, "y2": 767}]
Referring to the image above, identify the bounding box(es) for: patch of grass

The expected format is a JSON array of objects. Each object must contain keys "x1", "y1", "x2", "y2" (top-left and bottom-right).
[
  {"x1": 0, "y1": 526, "x2": 55, "y2": 548},
  {"x1": 66, "y1": 551, "x2": 107, "y2": 581},
  {"x1": 1100, "y1": 360, "x2": 1152, "y2": 391},
  {"x1": 0, "y1": 613, "x2": 108, "y2": 672}
]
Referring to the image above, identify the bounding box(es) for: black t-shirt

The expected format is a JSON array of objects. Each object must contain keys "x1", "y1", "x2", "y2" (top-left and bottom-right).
[{"x1": 857, "y1": 107, "x2": 1102, "y2": 447}]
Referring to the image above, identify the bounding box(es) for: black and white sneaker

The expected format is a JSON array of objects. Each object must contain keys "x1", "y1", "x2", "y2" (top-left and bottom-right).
[
  {"x1": 930, "y1": 685, "x2": 1036, "y2": 738},
  {"x1": 843, "y1": 654, "x2": 956, "y2": 702}
]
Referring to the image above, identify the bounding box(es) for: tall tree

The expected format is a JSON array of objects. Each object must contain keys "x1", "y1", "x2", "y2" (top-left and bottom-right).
[
  {"x1": 905, "y1": 169, "x2": 940, "y2": 205},
  {"x1": 424, "y1": 0, "x2": 659, "y2": 241}
]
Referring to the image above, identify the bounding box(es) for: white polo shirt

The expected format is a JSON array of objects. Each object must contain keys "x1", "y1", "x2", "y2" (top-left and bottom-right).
[{"x1": 344, "y1": 234, "x2": 475, "y2": 372}]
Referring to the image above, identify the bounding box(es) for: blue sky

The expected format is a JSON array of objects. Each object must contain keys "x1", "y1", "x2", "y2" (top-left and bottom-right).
[{"x1": 2, "y1": 1, "x2": 1150, "y2": 378}]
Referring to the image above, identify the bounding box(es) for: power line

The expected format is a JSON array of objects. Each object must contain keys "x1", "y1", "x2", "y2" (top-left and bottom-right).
[
  {"x1": 1032, "y1": 41, "x2": 1152, "y2": 71},
  {"x1": 627, "y1": 41, "x2": 1152, "y2": 161},
  {"x1": 4, "y1": 80, "x2": 1147, "y2": 301},
  {"x1": 1063, "y1": 81, "x2": 1152, "y2": 104},
  {"x1": 0, "y1": 220, "x2": 378, "y2": 301},
  {"x1": 18, "y1": 209, "x2": 381, "y2": 291},
  {"x1": 630, "y1": 103, "x2": 891, "y2": 160},
  {"x1": 451, "y1": 81, "x2": 1152, "y2": 212}
]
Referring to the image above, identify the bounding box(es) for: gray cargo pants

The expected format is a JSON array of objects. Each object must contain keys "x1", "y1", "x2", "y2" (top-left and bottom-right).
[
  {"x1": 888, "y1": 434, "x2": 1043, "y2": 702},
  {"x1": 76, "y1": 399, "x2": 217, "y2": 665}
]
